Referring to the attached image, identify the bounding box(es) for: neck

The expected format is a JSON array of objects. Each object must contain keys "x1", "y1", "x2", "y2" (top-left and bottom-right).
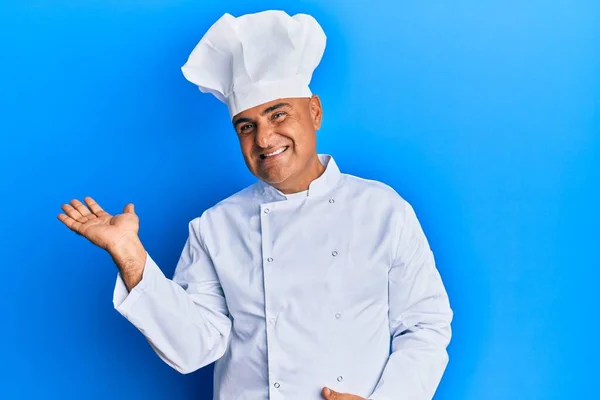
[{"x1": 274, "y1": 154, "x2": 326, "y2": 195}]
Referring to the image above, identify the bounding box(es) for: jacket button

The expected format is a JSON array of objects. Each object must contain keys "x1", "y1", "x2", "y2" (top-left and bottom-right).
[
  {"x1": 329, "y1": 199, "x2": 335, "y2": 203},
  {"x1": 335, "y1": 313, "x2": 342, "y2": 319},
  {"x1": 332, "y1": 251, "x2": 338, "y2": 257},
  {"x1": 337, "y1": 376, "x2": 343, "y2": 382},
  {"x1": 274, "y1": 382, "x2": 280, "y2": 388},
  {"x1": 267, "y1": 257, "x2": 273, "y2": 262}
]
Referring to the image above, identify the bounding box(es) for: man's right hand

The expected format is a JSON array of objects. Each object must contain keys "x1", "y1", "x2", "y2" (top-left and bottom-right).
[
  {"x1": 58, "y1": 196, "x2": 147, "y2": 291},
  {"x1": 57, "y1": 196, "x2": 139, "y2": 252}
]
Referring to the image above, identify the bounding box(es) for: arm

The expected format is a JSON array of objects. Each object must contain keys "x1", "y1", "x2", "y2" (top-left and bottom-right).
[
  {"x1": 368, "y1": 200, "x2": 453, "y2": 400},
  {"x1": 112, "y1": 215, "x2": 232, "y2": 374}
]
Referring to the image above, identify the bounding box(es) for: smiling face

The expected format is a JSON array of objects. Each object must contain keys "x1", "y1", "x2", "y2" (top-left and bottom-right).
[{"x1": 232, "y1": 95, "x2": 324, "y2": 194}]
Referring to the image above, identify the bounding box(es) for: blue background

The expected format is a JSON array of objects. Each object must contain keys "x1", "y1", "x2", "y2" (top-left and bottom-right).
[{"x1": 1, "y1": 1, "x2": 598, "y2": 399}]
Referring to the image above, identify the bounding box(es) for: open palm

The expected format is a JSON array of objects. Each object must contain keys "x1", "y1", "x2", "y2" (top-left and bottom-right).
[{"x1": 57, "y1": 196, "x2": 139, "y2": 252}]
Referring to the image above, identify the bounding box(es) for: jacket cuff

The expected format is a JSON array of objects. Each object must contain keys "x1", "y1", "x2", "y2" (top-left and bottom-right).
[{"x1": 112, "y1": 252, "x2": 164, "y2": 316}]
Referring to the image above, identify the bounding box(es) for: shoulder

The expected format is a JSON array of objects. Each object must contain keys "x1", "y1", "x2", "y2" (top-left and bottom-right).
[
  {"x1": 189, "y1": 181, "x2": 261, "y2": 234},
  {"x1": 341, "y1": 172, "x2": 409, "y2": 211}
]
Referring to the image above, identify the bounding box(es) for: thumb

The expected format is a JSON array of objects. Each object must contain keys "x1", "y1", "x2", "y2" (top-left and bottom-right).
[{"x1": 123, "y1": 203, "x2": 135, "y2": 214}]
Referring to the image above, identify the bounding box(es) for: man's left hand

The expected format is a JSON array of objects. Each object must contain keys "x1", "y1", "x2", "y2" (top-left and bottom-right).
[{"x1": 321, "y1": 387, "x2": 366, "y2": 400}]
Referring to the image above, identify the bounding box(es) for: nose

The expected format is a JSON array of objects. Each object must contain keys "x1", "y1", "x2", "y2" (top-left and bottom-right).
[{"x1": 255, "y1": 124, "x2": 276, "y2": 149}]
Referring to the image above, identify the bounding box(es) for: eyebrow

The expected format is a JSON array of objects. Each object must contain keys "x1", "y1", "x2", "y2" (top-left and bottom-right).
[
  {"x1": 232, "y1": 102, "x2": 292, "y2": 127},
  {"x1": 261, "y1": 102, "x2": 291, "y2": 115}
]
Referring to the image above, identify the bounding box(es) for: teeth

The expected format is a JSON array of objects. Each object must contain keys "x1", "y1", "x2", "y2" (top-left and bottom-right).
[{"x1": 264, "y1": 146, "x2": 287, "y2": 157}]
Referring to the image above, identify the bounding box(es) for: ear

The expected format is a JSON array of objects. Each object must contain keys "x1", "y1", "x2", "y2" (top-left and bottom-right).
[{"x1": 308, "y1": 94, "x2": 323, "y2": 130}]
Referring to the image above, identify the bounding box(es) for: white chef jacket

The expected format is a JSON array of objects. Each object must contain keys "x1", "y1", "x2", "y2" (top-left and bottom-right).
[{"x1": 113, "y1": 154, "x2": 453, "y2": 400}]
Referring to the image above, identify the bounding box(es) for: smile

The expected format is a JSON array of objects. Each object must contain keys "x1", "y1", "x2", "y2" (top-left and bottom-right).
[{"x1": 260, "y1": 146, "x2": 289, "y2": 160}]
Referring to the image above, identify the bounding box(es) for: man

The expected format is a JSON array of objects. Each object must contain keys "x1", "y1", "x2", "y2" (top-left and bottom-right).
[{"x1": 57, "y1": 10, "x2": 453, "y2": 400}]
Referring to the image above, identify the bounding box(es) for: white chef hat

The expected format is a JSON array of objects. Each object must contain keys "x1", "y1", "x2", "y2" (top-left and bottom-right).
[{"x1": 181, "y1": 10, "x2": 326, "y2": 119}]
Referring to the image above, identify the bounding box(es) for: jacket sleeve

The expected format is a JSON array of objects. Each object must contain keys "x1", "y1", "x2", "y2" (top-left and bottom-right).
[
  {"x1": 368, "y1": 200, "x2": 453, "y2": 400},
  {"x1": 112, "y1": 215, "x2": 232, "y2": 374}
]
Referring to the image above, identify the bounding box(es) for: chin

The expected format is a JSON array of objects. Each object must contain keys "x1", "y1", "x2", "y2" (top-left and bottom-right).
[
  {"x1": 260, "y1": 173, "x2": 289, "y2": 185},
  {"x1": 257, "y1": 167, "x2": 293, "y2": 185},
  {"x1": 252, "y1": 160, "x2": 289, "y2": 182}
]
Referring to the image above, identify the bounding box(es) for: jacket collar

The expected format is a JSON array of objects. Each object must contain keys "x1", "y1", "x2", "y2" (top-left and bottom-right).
[{"x1": 257, "y1": 154, "x2": 341, "y2": 201}]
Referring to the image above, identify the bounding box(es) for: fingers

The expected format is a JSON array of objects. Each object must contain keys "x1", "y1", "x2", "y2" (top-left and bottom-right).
[
  {"x1": 83, "y1": 196, "x2": 110, "y2": 218},
  {"x1": 57, "y1": 213, "x2": 84, "y2": 234},
  {"x1": 57, "y1": 196, "x2": 110, "y2": 234},
  {"x1": 61, "y1": 203, "x2": 83, "y2": 220},
  {"x1": 60, "y1": 198, "x2": 98, "y2": 221},
  {"x1": 70, "y1": 198, "x2": 93, "y2": 217},
  {"x1": 322, "y1": 387, "x2": 337, "y2": 399},
  {"x1": 322, "y1": 387, "x2": 362, "y2": 400}
]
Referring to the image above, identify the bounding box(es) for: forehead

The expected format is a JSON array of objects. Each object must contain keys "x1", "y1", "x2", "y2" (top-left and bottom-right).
[{"x1": 233, "y1": 97, "x2": 307, "y2": 120}]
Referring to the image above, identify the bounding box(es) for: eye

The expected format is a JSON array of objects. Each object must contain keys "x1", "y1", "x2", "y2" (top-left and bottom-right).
[
  {"x1": 240, "y1": 123, "x2": 254, "y2": 133},
  {"x1": 272, "y1": 111, "x2": 286, "y2": 120}
]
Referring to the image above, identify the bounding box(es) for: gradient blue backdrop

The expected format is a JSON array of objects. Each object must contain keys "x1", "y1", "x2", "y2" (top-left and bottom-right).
[{"x1": 1, "y1": 1, "x2": 598, "y2": 399}]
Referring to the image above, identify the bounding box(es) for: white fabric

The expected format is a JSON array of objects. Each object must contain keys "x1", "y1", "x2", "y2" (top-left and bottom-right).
[
  {"x1": 283, "y1": 189, "x2": 308, "y2": 199},
  {"x1": 113, "y1": 154, "x2": 453, "y2": 400},
  {"x1": 181, "y1": 10, "x2": 326, "y2": 119}
]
